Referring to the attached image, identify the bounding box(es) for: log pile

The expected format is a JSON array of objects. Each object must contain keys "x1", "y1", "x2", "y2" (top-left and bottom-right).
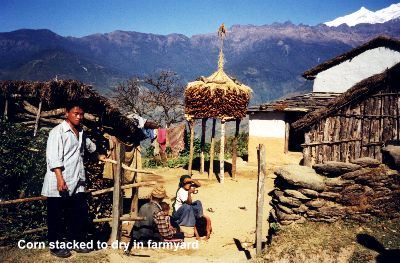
[
  {"x1": 0, "y1": 80, "x2": 143, "y2": 144},
  {"x1": 269, "y1": 158, "x2": 400, "y2": 225},
  {"x1": 247, "y1": 92, "x2": 341, "y2": 113}
]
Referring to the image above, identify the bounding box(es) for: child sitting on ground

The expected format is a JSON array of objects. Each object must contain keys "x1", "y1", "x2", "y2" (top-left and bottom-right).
[
  {"x1": 154, "y1": 202, "x2": 184, "y2": 240},
  {"x1": 194, "y1": 215, "x2": 212, "y2": 240}
]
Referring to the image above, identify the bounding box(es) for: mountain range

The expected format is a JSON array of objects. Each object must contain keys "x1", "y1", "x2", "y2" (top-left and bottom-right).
[
  {"x1": 1, "y1": 6, "x2": 400, "y2": 105},
  {"x1": 325, "y1": 3, "x2": 400, "y2": 27}
]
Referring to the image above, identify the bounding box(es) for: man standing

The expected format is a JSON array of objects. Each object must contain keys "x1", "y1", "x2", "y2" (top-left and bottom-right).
[{"x1": 41, "y1": 100, "x2": 100, "y2": 258}]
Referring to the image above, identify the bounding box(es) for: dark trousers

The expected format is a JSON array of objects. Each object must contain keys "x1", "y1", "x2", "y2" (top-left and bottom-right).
[
  {"x1": 47, "y1": 193, "x2": 88, "y2": 244},
  {"x1": 171, "y1": 231, "x2": 184, "y2": 240}
]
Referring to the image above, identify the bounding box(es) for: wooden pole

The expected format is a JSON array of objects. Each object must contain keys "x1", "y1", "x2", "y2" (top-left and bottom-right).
[
  {"x1": 110, "y1": 138, "x2": 125, "y2": 243},
  {"x1": 0, "y1": 214, "x2": 146, "y2": 240},
  {"x1": 284, "y1": 122, "x2": 290, "y2": 154},
  {"x1": 93, "y1": 215, "x2": 144, "y2": 223},
  {"x1": 0, "y1": 227, "x2": 48, "y2": 241},
  {"x1": 303, "y1": 133, "x2": 311, "y2": 166},
  {"x1": 91, "y1": 181, "x2": 157, "y2": 196},
  {"x1": 256, "y1": 144, "x2": 266, "y2": 255},
  {"x1": 0, "y1": 181, "x2": 157, "y2": 206},
  {"x1": 188, "y1": 120, "x2": 195, "y2": 176},
  {"x1": 232, "y1": 119, "x2": 240, "y2": 179},
  {"x1": 130, "y1": 146, "x2": 142, "y2": 216},
  {"x1": 0, "y1": 196, "x2": 46, "y2": 205},
  {"x1": 209, "y1": 119, "x2": 216, "y2": 180},
  {"x1": 200, "y1": 118, "x2": 207, "y2": 175},
  {"x1": 3, "y1": 98, "x2": 8, "y2": 121},
  {"x1": 103, "y1": 158, "x2": 160, "y2": 175},
  {"x1": 33, "y1": 100, "x2": 42, "y2": 137},
  {"x1": 220, "y1": 119, "x2": 225, "y2": 183}
]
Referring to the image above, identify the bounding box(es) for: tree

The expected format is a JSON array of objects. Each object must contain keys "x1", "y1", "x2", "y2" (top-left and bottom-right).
[
  {"x1": 111, "y1": 78, "x2": 147, "y2": 116},
  {"x1": 112, "y1": 70, "x2": 185, "y2": 126}
]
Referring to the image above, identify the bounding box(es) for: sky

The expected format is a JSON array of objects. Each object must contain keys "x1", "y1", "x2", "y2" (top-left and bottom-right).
[{"x1": 0, "y1": 0, "x2": 399, "y2": 37}]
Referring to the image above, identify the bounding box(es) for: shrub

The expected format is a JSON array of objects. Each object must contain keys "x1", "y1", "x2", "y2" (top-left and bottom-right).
[
  {"x1": 0, "y1": 122, "x2": 47, "y2": 200},
  {"x1": 0, "y1": 122, "x2": 48, "y2": 243}
]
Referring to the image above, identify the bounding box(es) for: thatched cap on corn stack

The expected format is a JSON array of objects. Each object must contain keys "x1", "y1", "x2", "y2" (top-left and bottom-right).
[
  {"x1": 184, "y1": 24, "x2": 252, "y2": 120},
  {"x1": 185, "y1": 66, "x2": 252, "y2": 120},
  {"x1": 0, "y1": 79, "x2": 143, "y2": 144}
]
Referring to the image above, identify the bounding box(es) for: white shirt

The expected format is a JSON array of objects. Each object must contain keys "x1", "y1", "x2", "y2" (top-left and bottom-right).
[
  {"x1": 41, "y1": 121, "x2": 96, "y2": 197},
  {"x1": 174, "y1": 187, "x2": 189, "y2": 212}
]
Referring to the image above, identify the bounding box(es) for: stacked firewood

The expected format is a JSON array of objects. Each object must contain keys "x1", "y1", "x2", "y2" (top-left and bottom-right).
[{"x1": 0, "y1": 80, "x2": 142, "y2": 144}]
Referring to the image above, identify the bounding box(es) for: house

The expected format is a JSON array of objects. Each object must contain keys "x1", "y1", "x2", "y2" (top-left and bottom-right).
[
  {"x1": 247, "y1": 36, "x2": 400, "y2": 164},
  {"x1": 247, "y1": 92, "x2": 340, "y2": 163},
  {"x1": 293, "y1": 62, "x2": 400, "y2": 166}
]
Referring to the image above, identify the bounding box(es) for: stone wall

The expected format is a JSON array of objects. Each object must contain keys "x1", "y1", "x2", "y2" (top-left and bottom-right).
[{"x1": 269, "y1": 158, "x2": 400, "y2": 225}]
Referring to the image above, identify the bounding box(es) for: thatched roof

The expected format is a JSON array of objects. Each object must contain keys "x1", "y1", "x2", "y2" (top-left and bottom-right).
[
  {"x1": 303, "y1": 36, "x2": 400, "y2": 80},
  {"x1": 0, "y1": 79, "x2": 143, "y2": 144},
  {"x1": 293, "y1": 62, "x2": 400, "y2": 131},
  {"x1": 185, "y1": 51, "x2": 252, "y2": 120},
  {"x1": 248, "y1": 92, "x2": 341, "y2": 113}
]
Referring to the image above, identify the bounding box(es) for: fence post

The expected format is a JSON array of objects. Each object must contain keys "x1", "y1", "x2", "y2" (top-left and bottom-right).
[
  {"x1": 130, "y1": 146, "x2": 141, "y2": 216},
  {"x1": 232, "y1": 119, "x2": 240, "y2": 179},
  {"x1": 284, "y1": 122, "x2": 290, "y2": 154},
  {"x1": 188, "y1": 120, "x2": 195, "y2": 176},
  {"x1": 33, "y1": 100, "x2": 42, "y2": 137},
  {"x1": 3, "y1": 98, "x2": 8, "y2": 121},
  {"x1": 110, "y1": 138, "x2": 125, "y2": 243},
  {"x1": 209, "y1": 119, "x2": 216, "y2": 180},
  {"x1": 256, "y1": 144, "x2": 266, "y2": 255},
  {"x1": 200, "y1": 118, "x2": 207, "y2": 175},
  {"x1": 219, "y1": 119, "x2": 225, "y2": 183}
]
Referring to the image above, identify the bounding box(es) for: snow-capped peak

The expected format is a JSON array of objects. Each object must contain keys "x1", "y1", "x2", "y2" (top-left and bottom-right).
[{"x1": 325, "y1": 3, "x2": 400, "y2": 27}]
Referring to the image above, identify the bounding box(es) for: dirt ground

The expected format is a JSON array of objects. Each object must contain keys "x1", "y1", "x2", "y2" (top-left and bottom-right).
[
  {"x1": 1, "y1": 152, "x2": 302, "y2": 263},
  {"x1": 117, "y1": 164, "x2": 273, "y2": 262}
]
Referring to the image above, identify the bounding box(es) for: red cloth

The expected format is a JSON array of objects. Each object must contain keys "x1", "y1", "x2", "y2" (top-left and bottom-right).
[{"x1": 157, "y1": 128, "x2": 167, "y2": 153}]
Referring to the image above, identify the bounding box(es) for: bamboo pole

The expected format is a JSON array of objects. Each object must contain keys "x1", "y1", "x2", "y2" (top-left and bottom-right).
[
  {"x1": 256, "y1": 144, "x2": 266, "y2": 255},
  {"x1": 220, "y1": 119, "x2": 225, "y2": 183},
  {"x1": 188, "y1": 120, "x2": 195, "y2": 176},
  {"x1": 209, "y1": 119, "x2": 216, "y2": 180},
  {"x1": 200, "y1": 118, "x2": 207, "y2": 175},
  {"x1": 33, "y1": 100, "x2": 42, "y2": 137},
  {"x1": 232, "y1": 119, "x2": 240, "y2": 179},
  {"x1": 110, "y1": 138, "x2": 125, "y2": 243}
]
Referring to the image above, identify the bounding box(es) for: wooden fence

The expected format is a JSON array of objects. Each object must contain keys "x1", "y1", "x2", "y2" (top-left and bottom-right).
[
  {"x1": 0, "y1": 138, "x2": 158, "y2": 243},
  {"x1": 303, "y1": 89, "x2": 400, "y2": 166}
]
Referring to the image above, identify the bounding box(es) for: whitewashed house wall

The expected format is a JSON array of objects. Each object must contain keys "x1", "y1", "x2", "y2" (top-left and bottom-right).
[{"x1": 313, "y1": 47, "x2": 400, "y2": 93}]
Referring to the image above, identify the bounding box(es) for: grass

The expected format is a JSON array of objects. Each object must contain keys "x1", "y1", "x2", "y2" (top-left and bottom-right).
[{"x1": 256, "y1": 217, "x2": 400, "y2": 262}]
